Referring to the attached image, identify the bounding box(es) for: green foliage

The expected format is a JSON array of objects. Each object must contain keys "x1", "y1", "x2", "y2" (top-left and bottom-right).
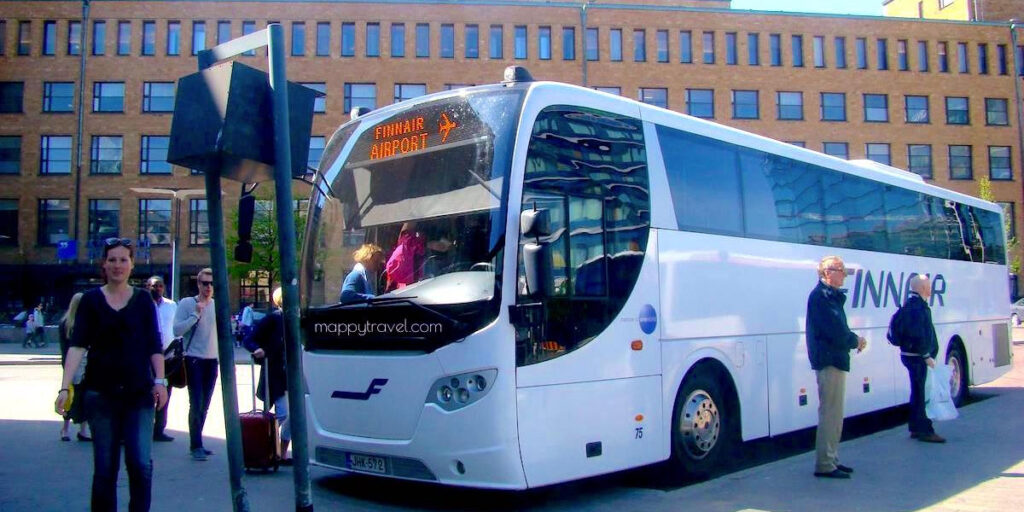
[
  {"x1": 226, "y1": 187, "x2": 307, "y2": 292},
  {"x1": 978, "y1": 177, "x2": 1021, "y2": 275}
]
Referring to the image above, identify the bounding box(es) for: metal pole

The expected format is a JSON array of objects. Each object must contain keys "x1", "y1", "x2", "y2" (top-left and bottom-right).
[
  {"x1": 268, "y1": 23, "x2": 314, "y2": 512},
  {"x1": 197, "y1": 66, "x2": 251, "y2": 512},
  {"x1": 580, "y1": 2, "x2": 588, "y2": 87},
  {"x1": 171, "y1": 196, "x2": 181, "y2": 301},
  {"x1": 73, "y1": 0, "x2": 89, "y2": 261}
]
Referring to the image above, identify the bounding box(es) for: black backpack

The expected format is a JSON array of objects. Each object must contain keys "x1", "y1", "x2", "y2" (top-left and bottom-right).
[{"x1": 886, "y1": 305, "x2": 906, "y2": 348}]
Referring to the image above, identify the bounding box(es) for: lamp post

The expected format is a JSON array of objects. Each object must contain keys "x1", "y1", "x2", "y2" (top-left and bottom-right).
[{"x1": 130, "y1": 187, "x2": 206, "y2": 301}]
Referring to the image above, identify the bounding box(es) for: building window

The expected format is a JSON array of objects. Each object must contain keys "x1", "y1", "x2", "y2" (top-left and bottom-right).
[
  {"x1": 978, "y1": 43, "x2": 988, "y2": 74},
  {"x1": 0, "y1": 199, "x2": 16, "y2": 246},
  {"x1": 897, "y1": 39, "x2": 908, "y2": 70},
  {"x1": 639, "y1": 88, "x2": 668, "y2": 109},
  {"x1": 685, "y1": 88, "x2": 714, "y2": 118},
  {"x1": 40, "y1": 135, "x2": 72, "y2": 174},
  {"x1": 634, "y1": 29, "x2": 646, "y2": 62},
  {"x1": 142, "y1": 82, "x2": 174, "y2": 113},
  {"x1": 390, "y1": 23, "x2": 405, "y2": 58},
  {"x1": 777, "y1": 91, "x2": 803, "y2": 120},
  {"x1": 812, "y1": 35, "x2": 825, "y2": 67},
  {"x1": 444, "y1": 83, "x2": 474, "y2": 90},
  {"x1": 657, "y1": 29, "x2": 669, "y2": 63},
  {"x1": 90, "y1": 136, "x2": 123, "y2": 175},
  {"x1": 820, "y1": 92, "x2": 846, "y2": 121},
  {"x1": 217, "y1": 20, "x2": 231, "y2": 45},
  {"x1": 288, "y1": 22, "x2": 305, "y2": 56},
  {"x1": 316, "y1": 22, "x2": 330, "y2": 56},
  {"x1": 68, "y1": 21, "x2": 81, "y2": 56},
  {"x1": 43, "y1": 21, "x2": 56, "y2": 56},
  {"x1": 594, "y1": 86, "x2": 620, "y2": 95},
  {"x1": 770, "y1": 33, "x2": 781, "y2": 66},
  {"x1": 0, "y1": 82, "x2": 23, "y2": 113},
  {"x1": 18, "y1": 21, "x2": 30, "y2": 56},
  {"x1": 876, "y1": 38, "x2": 888, "y2": 70},
  {"x1": 440, "y1": 24, "x2": 454, "y2": 58},
  {"x1": 863, "y1": 93, "x2": 888, "y2": 122},
  {"x1": 191, "y1": 21, "x2": 205, "y2": 55},
  {"x1": 866, "y1": 143, "x2": 891, "y2": 165},
  {"x1": 88, "y1": 199, "x2": 120, "y2": 243},
  {"x1": 242, "y1": 21, "x2": 256, "y2": 56},
  {"x1": 725, "y1": 32, "x2": 737, "y2": 65},
  {"x1": 515, "y1": 25, "x2": 527, "y2": 59},
  {"x1": 946, "y1": 96, "x2": 969, "y2": 124},
  {"x1": 701, "y1": 31, "x2": 713, "y2": 64},
  {"x1": 394, "y1": 83, "x2": 426, "y2": 102},
  {"x1": 93, "y1": 82, "x2": 125, "y2": 113},
  {"x1": 366, "y1": 23, "x2": 380, "y2": 57},
  {"x1": 680, "y1": 30, "x2": 692, "y2": 63},
  {"x1": 344, "y1": 83, "x2": 375, "y2": 113},
  {"x1": 905, "y1": 95, "x2": 929, "y2": 123},
  {"x1": 989, "y1": 146, "x2": 1012, "y2": 180},
  {"x1": 168, "y1": 21, "x2": 181, "y2": 55},
  {"x1": 949, "y1": 145, "x2": 972, "y2": 179},
  {"x1": 138, "y1": 199, "x2": 171, "y2": 246},
  {"x1": 585, "y1": 27, "x2": 599, "y2": 62},
  {"x1": 301, "y1": 82, "x2": 326, "y2": 113},
  {"x1": 0, "y1": 136, "x2": 21, "y2": 174},
  {"x1": 92, "y1": 20, "x2": 105, "y2": 55},
  {"x1": 562, "y1": 26, "x2": 575, "y2": 61},
  {"x1": 140, "y1": 135, "x2": 171, "y2": 174},
  {"x1": 189, "y1": 199, "x2": 209, "y2": 246},
  {"x1": 0, "y1": 20, "x2": 6, "y2": 56},
  {"x1": 539, "y1": 26, "x2": 552, "y2": 60},
  {"x1": 938, "y1": 41, "x2": 948, "y2": 72},
  {"x1": 823, "y1": 142, "x2": 848, "y2": 159},
  {"x1": 786, "y1": 141, "x2": 806, "y2": 148},
  {"x1": 732, "y1": 90, "x2": 758, "y2": 119},
  {"x1": 466, "y1": 24, "x2": 479, "y2": 58},
  {"x1": 341, "y1": 22, "x2": 354, "y2": 57},
  {"x1": 985, "y1": 98, "x2": 1008, "y2": 125},
  {"x1": 998, "y1": 44, "x2": 1008, "y2": 75},
  {"x1": 491, "y1": 25, "x2": 504, "y2": 59},
  {"x1": 415, "y1": 23, "x2": 429, "y2": 58},
  {"x1": 791, "y1": 34, "x2": 803, "y2": 67},
  {"x1": 998, "y1": 202, "x2": 1016, "y2": 241},
  {"x1": 43, "y1": 82, "x2": 74, "y2": 113},
  {"x1": 117, "y1": 21, "x2": 131, "y2": 55},
  {"x1": 908, "y1": 144, "x2": 932, "y2": 178},
  {"x1": 141, "y1": 21, "x2": 155, "y2": 56},
  {"x1": 307, "y1": 136, "x2": 325, "y2": 171},
  {"x1": 37, "y1": 199, "x2": 70, "y2": 246},
  {"x1": 610, "y1": 28, "x2": 622, "y2": 62},
  {"x1": 855, "y1": 37, "x2": 867, "y2": 69},
  {"x1": 748, "y1": 33, "x2": 760, "y2": 65},
  {"x1": 917, "y1": 40, "x2": 928, "y2": 71},
  {"x1": 957, "y1": 42, "x2": 968, "y2": 73}
]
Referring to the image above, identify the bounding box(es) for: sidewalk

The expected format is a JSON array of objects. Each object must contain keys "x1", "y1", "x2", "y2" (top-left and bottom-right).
[{"x1": 0, "y1": 341, "x2": 256, "y2": 366}]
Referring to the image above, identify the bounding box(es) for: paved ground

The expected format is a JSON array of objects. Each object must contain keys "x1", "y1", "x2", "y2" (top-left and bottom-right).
[{"x1": 1, "y1": 338, "x2": 1022, "y2": 511}]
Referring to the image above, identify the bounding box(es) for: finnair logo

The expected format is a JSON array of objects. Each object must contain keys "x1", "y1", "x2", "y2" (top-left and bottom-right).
[{"x1": 332, "y1": 379, "x2": 389, "y2": 401}]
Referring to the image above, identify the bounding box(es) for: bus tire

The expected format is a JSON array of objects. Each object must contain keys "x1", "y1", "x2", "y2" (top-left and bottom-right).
[
  {"x1": 946, "y1": 343, "x2": 969, "y2": 407},
  {"x1": 668, "y1": 368, "x2": 737, "y2": 480}
]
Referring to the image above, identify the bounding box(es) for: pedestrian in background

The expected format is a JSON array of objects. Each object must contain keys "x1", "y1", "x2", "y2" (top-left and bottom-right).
[
  {"x1": 806, "y1": 255, "x2": 866, "y2": 479},
  {"x1": 894, "y1": 274, "x2": 946, "y2": 444},
  {"x1": 54, "y1": 237, "x2": 168, "y2": 512},
  {"x1": 30, "y1": 302, "x2": 47, "y2": 347},
  {"x1": 23, "y1": 311, "x2": 35, "y2": 348},
  {"x1": 239, "y1": 302, "x2": 254, "y2": 346},
  {"x1": 58, "y1": 292, "x2": 91, "y2": 442},
  {"x1": 243, "y1": 287, "x2": 292, "y2": 463},
  {"x1": 147, "y1": 276, "x2": 178, "y2": 443},
  {"x1": 173, "y1": 268, "x2": 219, "y2": 461}
]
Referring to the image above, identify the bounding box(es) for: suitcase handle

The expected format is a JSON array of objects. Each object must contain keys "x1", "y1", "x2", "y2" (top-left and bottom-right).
[{"x1": 250, "y1": 355, "x2": 271, "y2": 413}]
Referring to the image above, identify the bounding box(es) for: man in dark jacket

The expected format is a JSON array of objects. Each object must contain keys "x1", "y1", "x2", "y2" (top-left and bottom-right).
[
  {"x1": 242, "y1": 287, "x2": 291, "y2": 462},
  {"x1": 895, "y1": 274, "x2": 945, "y2": 443},
  {"x1": 806, "y1": 255, "x2": 866, "y2": 479}
]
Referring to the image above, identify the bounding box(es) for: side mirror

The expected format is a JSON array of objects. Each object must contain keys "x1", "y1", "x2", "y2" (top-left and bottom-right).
[
  {"x1": 523, "y1": 242, "x2": 550, "y2": 298},
  {"x1": 234, "y1": 193, "x2": 255, "y2": 263},
  {"x1": 520, "y1": 208, "x2": 550, "y2": 239}
]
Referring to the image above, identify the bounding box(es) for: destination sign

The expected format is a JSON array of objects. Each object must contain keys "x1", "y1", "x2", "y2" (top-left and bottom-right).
[{"x1": 368, "y1": 111, "x2": 458, "y2": 161}]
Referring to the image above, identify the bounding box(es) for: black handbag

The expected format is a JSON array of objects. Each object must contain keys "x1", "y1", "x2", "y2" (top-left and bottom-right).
[{"x1": 164, "y1": 324, "x2": 197, "y2": 389}]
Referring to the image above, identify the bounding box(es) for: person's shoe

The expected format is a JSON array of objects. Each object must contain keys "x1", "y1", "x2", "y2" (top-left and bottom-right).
[
  {"x1": 814, "y1": 469, "x2": 851, "y2": 479},
  {"x1": 190, "y1": 448, "x2": 208, "y2": 461},
  {"x1": 910, "y1": 432, "x2": 922, "y2": 439},
  {"x1": 153, "y1": 433, "x2": 174, "y2": 442},
  {"x1": 836, "y1": 464, "x2": 854, "y2": 474},
  {"x1": 202, "y1": 448, "x2": 214, "y2": 455},
  {"x1": 76, "y1": 433, "x2": 92, "y2": 442},
  {"x1": 280, "y1": 457, "x2": 293, "y2": 466},
  {"x1": 917, "y1": 433, "x2": 946, "y2": 443}
]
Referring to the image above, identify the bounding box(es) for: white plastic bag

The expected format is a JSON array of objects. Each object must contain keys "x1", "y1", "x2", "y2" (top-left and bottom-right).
[{"x1": 925, "y1": 363, "x2": 959, "y2": 421}]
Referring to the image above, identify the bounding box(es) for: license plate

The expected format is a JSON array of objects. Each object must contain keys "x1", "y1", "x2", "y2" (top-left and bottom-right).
[{"x1": 347, "y1": 453, "x2": 387, "y2": 474}]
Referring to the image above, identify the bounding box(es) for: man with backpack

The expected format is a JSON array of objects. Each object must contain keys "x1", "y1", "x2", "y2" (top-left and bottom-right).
[{"x1": 889, "y1": 274, "x2": 946, "y2": 444}]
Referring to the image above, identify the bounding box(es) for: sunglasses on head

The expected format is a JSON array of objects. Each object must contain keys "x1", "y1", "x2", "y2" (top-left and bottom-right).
[{"x1": 104, "y1": 237, "x2": 133, "y2": 248}]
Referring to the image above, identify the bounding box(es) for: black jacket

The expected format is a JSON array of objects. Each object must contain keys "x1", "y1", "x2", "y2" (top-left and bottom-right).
[
  {"x1": 898, "y1": 293, "x2": 939, "y2": 359},
  {"x1": 242, "y1": 310, "x2": 287, "y2": 403},
  {"x1": 806, "y1": 280, "x2": 859, "y2": 371}
]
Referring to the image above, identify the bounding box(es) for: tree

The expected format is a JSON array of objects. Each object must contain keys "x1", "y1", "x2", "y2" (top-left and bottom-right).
[
  {"x1": 226, "y1": 187, "x2": 307, "y2": 306},
  {"x1": 978, "y1": 176, "x2": 1021, "y2": 276}
]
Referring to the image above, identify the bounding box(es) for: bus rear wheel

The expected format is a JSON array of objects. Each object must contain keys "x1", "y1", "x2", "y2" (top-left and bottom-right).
[
  {"x1": 946, "y1": 345, "x2": 969, "y2": 407},
  {"x1": 669, "y1": 369, "x2": 737, "y2": 480}
]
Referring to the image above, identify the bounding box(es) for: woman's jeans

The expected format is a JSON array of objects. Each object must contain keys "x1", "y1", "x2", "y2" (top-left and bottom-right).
[
  {"x1": 185, "y1": 356, "x2": 219, "y2": 451},
  {"x1": 85, "y1": 390, "x2": 155, "y2": 512}
]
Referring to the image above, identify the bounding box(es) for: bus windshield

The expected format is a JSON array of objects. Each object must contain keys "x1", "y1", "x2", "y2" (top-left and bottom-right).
[{"x1": 301, "y1": 87, "x2": 524, "y2": 351}]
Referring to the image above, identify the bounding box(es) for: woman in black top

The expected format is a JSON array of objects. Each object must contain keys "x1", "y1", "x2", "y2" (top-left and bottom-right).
[{"x1": 54, "y1": 238, "x2": 168, "y2": 512}]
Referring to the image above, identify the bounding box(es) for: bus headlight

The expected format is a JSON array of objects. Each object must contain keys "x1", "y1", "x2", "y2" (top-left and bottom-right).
[{"x1": 426, "y1": 369, "x2": 498, "y2": 412}]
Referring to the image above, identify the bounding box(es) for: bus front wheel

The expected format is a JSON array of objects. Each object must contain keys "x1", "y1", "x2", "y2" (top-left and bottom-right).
[
  {"x1": 668, "y1": 369, "x2": 737, "y2": 480},
  {"x1": 946, "y1": 344, "x2": 969, "y2": 407}
]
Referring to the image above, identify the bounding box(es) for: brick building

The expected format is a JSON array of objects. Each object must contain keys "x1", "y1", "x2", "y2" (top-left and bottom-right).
[
  {"x1": 1, "y1": 0, "x2": 1022, "y2": 315},
  {"x1": 884, "y1": 0, "x2": 1022, "y2": 22}
]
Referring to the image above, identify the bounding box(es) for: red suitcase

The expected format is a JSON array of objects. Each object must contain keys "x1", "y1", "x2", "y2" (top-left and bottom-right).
[{"x1": 240, "y1": 357, "x2": 280, "y2": 472}]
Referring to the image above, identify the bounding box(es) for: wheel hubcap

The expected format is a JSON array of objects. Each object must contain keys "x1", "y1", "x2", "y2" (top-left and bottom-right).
[
  {"x1": 679, "y1": 389, "x2": 720, "y2": 460},
  {"x1": 948, "y1": 353, "x2": 962, "y2": 400}
]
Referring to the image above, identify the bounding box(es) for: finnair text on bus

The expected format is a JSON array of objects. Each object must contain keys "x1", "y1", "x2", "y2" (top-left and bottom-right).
[{"x1": 849, "y1": 269, "x2": 946, "y2": 309}]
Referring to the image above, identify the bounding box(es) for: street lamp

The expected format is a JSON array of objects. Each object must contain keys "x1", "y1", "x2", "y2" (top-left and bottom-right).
[{"x1": 130, "y1": 187, "x2": 206, "y2": 301}]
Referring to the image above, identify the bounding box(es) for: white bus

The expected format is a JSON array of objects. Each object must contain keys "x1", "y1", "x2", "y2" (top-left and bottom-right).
[{"x1": 299, "y1": 67, "x2": 1013, "y2": 489}]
